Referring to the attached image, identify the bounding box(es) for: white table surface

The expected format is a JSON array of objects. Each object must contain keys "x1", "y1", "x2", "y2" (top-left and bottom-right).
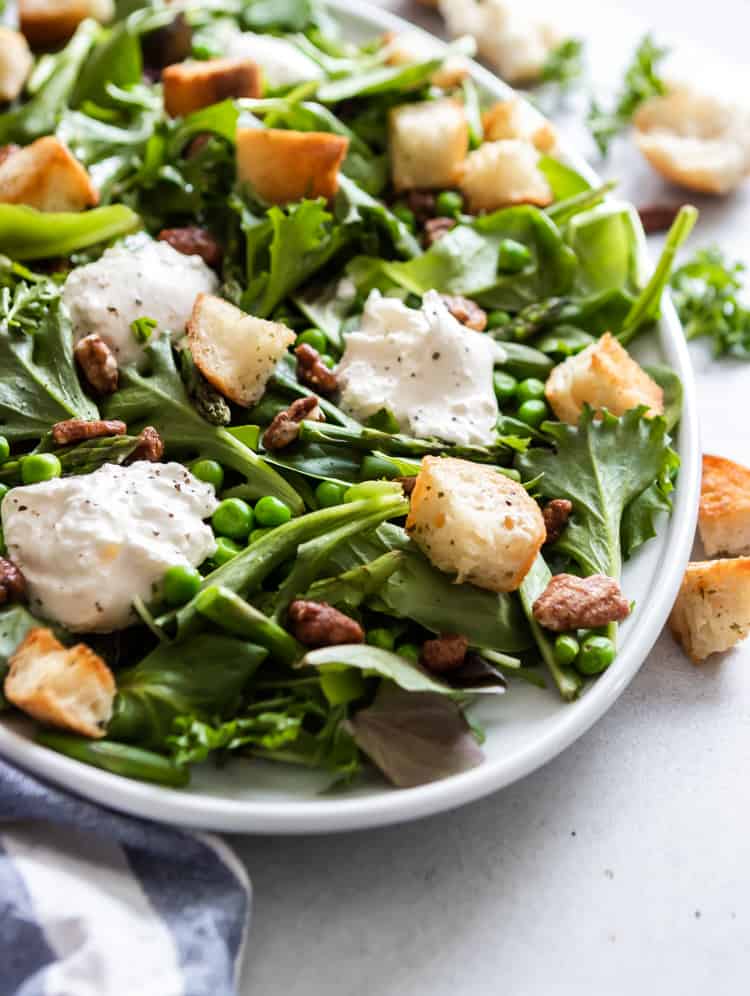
[{"x1": 235, "y1": 3, "x2": 750, "y2": 993}]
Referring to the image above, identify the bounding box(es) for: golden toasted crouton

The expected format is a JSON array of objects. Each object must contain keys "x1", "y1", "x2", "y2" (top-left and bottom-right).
[
  {"x1": 459, "y1": 139, "x2": 553, "y2": 213},
  {"x1": 236, "y1": 128, "x2": 348, "y2": 205},
  {"x1": 545, "y1": 333, "x2": 664, "y2": 426},
  {"x1": 482, "y1": 98, "x2": 557, "y2": 153},
  {"x1": 389, "y1": 98, "x2": 469, "y2": 191},
  {"x1": 19, "y1": 0, "x2": 113, "y2": 47},
  {"x1": 381, "y1": 32, "x2": 469, "y2": 89},
  {"x1": 699, "y1": 454, "x2": 750, "y2": 557},
  {"x1": 5, "y1": 627, "x2": 115, "y2": 738},
  {"x1": 187, "y1": 293, "x2": 295, "y2": 407},
  {"x1": 163, "y1": 58, "x2": 262, "y2": 118},
  {"x1": 406, "y1": 456, "x2": 545, "y2": 593},
  {"x1": 669, "y1": 558, "x2": 750, "y2": 663},
  {"x1": 634, "y1": 86, "x2": 750, "y2": 195},
  {"x1": 0, "y1": 136, "x2": 98, "y2": 212},
  {"x1": 0, "y1": 28, "x2": 33, "y2": 103}
]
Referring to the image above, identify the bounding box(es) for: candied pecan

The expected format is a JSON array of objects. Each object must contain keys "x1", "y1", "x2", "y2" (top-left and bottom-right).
[
  {"x1": 532, "y1": 574, "x2": 630, "y2": 632},
  {"x1": 295, "y1": 343, "x2": 338, "y2": 396},
  {"x1": 0, "y1": 144, "x2": 20, "y2": 167},
  {"x1": 128, "y1": 426, "x2": 164, "y2": 463},
  {"x1": 0, "y1": 558, "x2": 27, "y2": 606},
  {"x1": 637, "y1": 204, "x2": 684, "y2": 235},
  {"x1": 543, "y1": 499, "x2": 573, "y2": 545},
  {"x1": 420, "y1": 633, "x2": 469, "y2": 673},
  {"x1": 396, "y1": 476, "x2": 417, "y2": 498},
  {"x1": 51, "y1": 419, "x2": 127, "y2": 446},
  {"x1": 74, "y1": 334, "x2": 119, "y2": 395},
  {"x1": 287, "y1": 600, "x2": 364, "y2": 648},
  {"x1": 423, "y1": 217, "x2": 456, "y2": 247},
  {"x1": 404, "y1": 189, "x2": 437, "y2": 224},
  {"x1": 262, "y1": 396, "x2": 323, "y2": 451},
  {"x1": 440, "y1": 294, "x2": 487, "y2": 332},
  {"x1": 158, "y1": 226, "x2": 223, "y2": 269}
]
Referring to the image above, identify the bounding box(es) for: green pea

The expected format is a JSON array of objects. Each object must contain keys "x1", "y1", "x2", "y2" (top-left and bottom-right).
[
  {"x1": 397, "y1": 642, "x2": 420, "y2": 662},
  {"x1": 21, "y1": 453, "x2": 61, "y2": 485},
  {"x1": 367, "y1": 628, "x2": 395, "y2": 651},
  {"x1": 516, "y1": 399, "x2": 549, "y2": 428},
  {"x1": 190, "y1": 459, "x2": 224, "y2": 491},
  {"x1": 576, "y1": 635, "x2": 616, "y2": 676},
  {"x1": 212, "y1": 498, "x2": 254, "y2": 539},
  {"x1": 0, "y1": 435, "x2": 9, "y2": 464},
  {"x1": 487, "y1": 310, "x2": 511, "y2": 329},
  {"x1": 516, "y1": 378, "x2": 546, "y2": 404},
  {"x1": 315, "y1": 480, "x2": 347, "y2": 508},
  {"x1": 320, "y1": 353, "x2": 336, "y2": 370},
  {"x1": 213, "y1": 536, "x2": 243, "y2": 566},
  {"x1": 254, "y1": 495, "x2": 292, "y2": 528},
  {"x1": 497, "y1": 238, "x2": 532, "y2": 273},
  {"x1": 435, "y1": 190, "x2": 463, "y2": 217},
  {"x1": 0, "y1": 483, "x2": 8, "y2": 502},
  {"x1": 297, "y1": 328, "x2": 327, "y2": 353},
  {"x1": 249, "y1": 527, "x2": 274, "y2": 544},
  {"x1": 554, "y1": 633, "x2": 580, "y2": 667},
  {"x1": 392, "y1": 204, "x2": 416, "y2": 230},
  {"x1": 493, "y1": 370, "x2": 518, "y2": 404},
  {"x1": 163, "y1": 565, "x2": 202, "y2": 606}
]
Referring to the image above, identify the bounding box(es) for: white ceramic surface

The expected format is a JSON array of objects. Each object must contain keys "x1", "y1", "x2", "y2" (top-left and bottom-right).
[{"x1": 0, "y1": 0, "x2": 701, "y2": 834}]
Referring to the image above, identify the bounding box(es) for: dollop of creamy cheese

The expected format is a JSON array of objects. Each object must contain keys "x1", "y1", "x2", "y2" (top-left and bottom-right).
[
  {"x1": 226, "y1": 31, "x2": 324, "y2": 89},
  {"x1": 62, "y1": 239, "x2": 219, "y2": 365},
  {"x1": 1, "y1": 462, "x2": 218, "y2": 633},
  {"x1": 336, "y1": 290, "x2": 499, "y2": 446}
]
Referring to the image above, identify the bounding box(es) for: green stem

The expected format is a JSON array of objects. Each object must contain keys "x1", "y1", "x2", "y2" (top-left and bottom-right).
[
  {"x1": 36, "y1": 732, "x2": 189, "y2": 788},
  {"x1": 545, "y1": 181, "x2": 617, "y2": 224},
  {"x1": 195, "y1": 586, "x2": 302, "y2": 665}
]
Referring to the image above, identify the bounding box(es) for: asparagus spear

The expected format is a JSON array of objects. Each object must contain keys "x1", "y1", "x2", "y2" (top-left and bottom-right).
[
  {"x1": 36, "y1": 731, "x2": 189, "y2": 788},
  {"x1": 195, "y1": 586, "x2": 302, "y2": 665}
]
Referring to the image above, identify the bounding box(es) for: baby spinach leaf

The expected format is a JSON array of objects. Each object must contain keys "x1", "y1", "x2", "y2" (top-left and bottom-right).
[
  {"x1": 301, "y1": 644, "x2": 452, "y2": 695},
  {"x1": 517, "y1": 406, "x2": 669, "y2": 578},
  {"x1": 565, "y1": 202, "x2": 642, "y2": 296}
]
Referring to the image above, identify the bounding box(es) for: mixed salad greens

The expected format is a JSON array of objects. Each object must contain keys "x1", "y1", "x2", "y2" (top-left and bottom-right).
[{"x1": 0, "y1": 0, "x2": 697, "y2": 792}]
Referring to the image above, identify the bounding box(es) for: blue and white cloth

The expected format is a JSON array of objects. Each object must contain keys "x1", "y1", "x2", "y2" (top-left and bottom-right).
[{"x1": 0, "y1": 759, "x2": 251, "y2": 996}]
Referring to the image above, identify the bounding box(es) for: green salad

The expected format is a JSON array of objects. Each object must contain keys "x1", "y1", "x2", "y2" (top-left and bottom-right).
[{"x1": 0, "y1": 0, "x2": 696, "y2": 791}]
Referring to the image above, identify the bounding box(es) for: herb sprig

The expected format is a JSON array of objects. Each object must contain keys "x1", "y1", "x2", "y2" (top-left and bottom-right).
[{"x1": 670, "y1": 248, "x2": 750, "y2": 359}]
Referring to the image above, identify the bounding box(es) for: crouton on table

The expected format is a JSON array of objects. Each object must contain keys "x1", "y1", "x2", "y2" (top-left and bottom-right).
[
  {"x1": 669, "y1": 558, "x2": 750, "y2": 663},
  {"x1": 389, "y1": 98, "x2": 469, "y2": 191},
  {"x1": 4, "y1": 627, "x2": 115, "y2": 738},
  {"x1": 236, "y1": 128, "x2": 348, "y2": 205},
  {"x1": 0, "y1": 136, "x2": 98, "y2": 212},
  {"x1": 545, "y1": 333, "x2": 664, "y2": 426},
  {"x1": 699, "y1": 454, "x2": 750, "y2": 557},
  {"x1": 163, "y1": 58, "x2": 262, "y2": 118}
]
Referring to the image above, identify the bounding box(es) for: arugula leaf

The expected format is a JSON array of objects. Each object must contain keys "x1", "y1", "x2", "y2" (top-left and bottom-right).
[
  {"x1": 670, "y1": 247, "x2": 750, "y2": 360},
  {"x1": 0, "y1": 204, "x2": 141, "y2": 261},
  {"x1": 621, "y1": 444, "x2": 680, "y2": 559},
  {"x1": 335, "y1": 174, "x2": 421, "y2": 259},
  {"x1": 347, "y1": 683, "x2": 483, "y2": 788},
  {"x1": 0, "y1": 296, "x2": 99, "y2": 442},
  {"x1": 587, "y1": 35, "x2": 669, "y2": 156},
  {"x1": 518, "y1": 406, "x2": 670, "y2": 579},
  {"x1": 104, "y1": 335, "x2": 303, "y2": 511},
  {"x1": 169, "y1": 711, "x2": 304, "y2": 766}
]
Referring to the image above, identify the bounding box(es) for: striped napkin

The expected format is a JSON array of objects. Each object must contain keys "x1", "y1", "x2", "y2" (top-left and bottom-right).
[{"x1": 0, "y1": 758, "x2": 250, "y2": 996}]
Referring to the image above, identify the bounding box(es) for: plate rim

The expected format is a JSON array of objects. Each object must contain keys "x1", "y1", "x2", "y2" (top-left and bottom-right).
[{"x1": 0, "y1": 0, "x2": 702, "y2": 834}]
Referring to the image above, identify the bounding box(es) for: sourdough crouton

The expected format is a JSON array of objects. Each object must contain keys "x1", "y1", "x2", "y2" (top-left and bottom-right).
[
  {"x1": 545, "y1": 332, "x2": 664, "y2": 425},
  {"x1": 389, "y1": 99, "x2": 469, "y2": 191},
  {"x1": 187, "y1": 293, "x2": 295, "y2": 407},
  {"x1": 236, "y1": 128, "x2": 348, "y2": 205},
  {"x1": 381, "y1": 32, "x2": 469, "y2": 89},
  {"x1": 19, "y1": 0, "x2": 113, "y2": 47},
  {"x1": 406, "y1": 456, "x2": 545, "y2": 593},
  {"x1": 481, "y1": 98, "x2": 557, "y2": 153},
  {"x1": 699, "y1": 454, "x2": 750, "y2": 557},
  {"x1": 634, "y1": 85, "x2": 750, "y2": 195},
  {"x1": 0, "y1": 136, "x2": 98, "y2": 212},
  {"x1": 0, "y1": 28, "x2": 33, "y2": 103},
  {"x1": 669, "y1": 558, "x2": 750, "y2": 662},
  {"x1": 163, "y1": 58, "x2": 262, "y2": 118},
  {"x1": 5, "y1": 627, "x2": 115, "y2": 738},
  {"x1": 459, "y1": 139, "x2": 553, "y2": 213}
]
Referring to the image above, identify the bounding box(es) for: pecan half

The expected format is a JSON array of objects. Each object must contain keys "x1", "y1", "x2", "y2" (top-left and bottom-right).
[
  {"x1": 396, "y1": 475, "x2": 417, "y2": 498},
  {"x1": 543, "y1": 499, "x2": 573, "y2": 545},
  {"x1": 158, "y1": 226, "x2": 223, "y2": 269},
  {"x1": 420, "y1": 633, "x2": 469, "y2": 673},
  {"x1": 287, "y1": 600, "x2": 364, "y2": 648},
  {"x1": 295, "y1": 343, "x2": 338, "y2": 396},
  {"x1": 262, "y1": 396, "x2": 323, "y2": 451},
  {"x1": 423, "y1": 216, "x2": 456, "y2": 247},
  {"x1": 440, "y1": 294, "x2": 487, "y2": 332},
  {"x1": 51, "y1": 419, "x2": 127, "y2": 446},
  {"x1": 74, "y1": 334, "x2": 119, "y2": 395},
  {"x1": 0, "y1": 558, "x2": 27, "y2": 606},
  {"x1": 532, "y1": 574, "x2": 630, "y2": 632},
  {"x1": 404, "y1": 189, "x2": 436, "y2": 224},
  {"x1": 637, "y1": 204, "x2": 684, "y2": 235},
  {"x1": 128, "y1": 426, "x2": 164, "y2": 463}
]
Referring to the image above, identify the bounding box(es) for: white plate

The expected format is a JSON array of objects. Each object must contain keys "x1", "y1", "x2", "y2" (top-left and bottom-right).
[{"x1": 0, "y1": 0, "x2": 701, "y2": 833}]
